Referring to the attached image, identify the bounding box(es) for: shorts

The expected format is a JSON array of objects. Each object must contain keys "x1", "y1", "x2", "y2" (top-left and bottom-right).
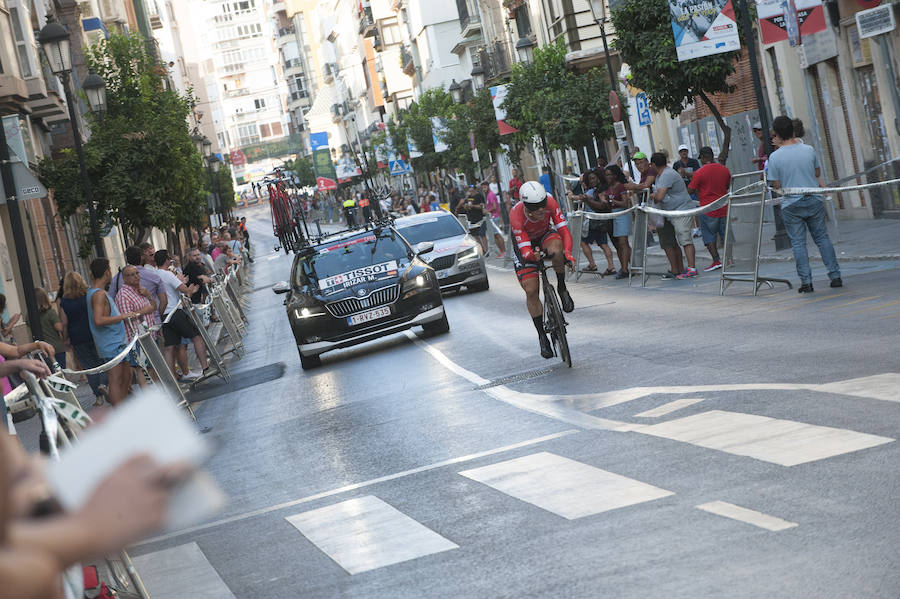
[
  {"x1": 162, "y1": 309, "x2": 199, "y2": 347},
  {"x1": 581, "y1": 223, "x2": 609, "y2": 246},
  {"x1": 669, "y1": 215, "x2": 694, "y2": 246},
  {"x1": 469, "y1": 220, "x2": 486, "y2": 237},
  {"x1": 657, "y1": 219, "x2": 677, "y2": 250},
  {"x1": 612, "y1": 209, "x2": 632, "y2": 238},
  {"x1": 102, "y1": 343, "x2": 133, "y2": 367},
  {"x1": 480, "y1": 216, "x2": 502, "y2": 236},
  {"x1": 699, "y1": 213, "x2": 727, "y2": 244},
  {"x1": 513, "y1": 230, "x2": 562, "y2": 283}
]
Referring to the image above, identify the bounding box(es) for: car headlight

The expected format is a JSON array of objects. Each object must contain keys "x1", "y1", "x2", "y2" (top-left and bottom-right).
[
  {"x1": 401, "y1": 274, "x2": 427, "y2": 293},
  {"x1": 457, "y1": 247, "x2": 479, "y2": 264},
  {"x1": 293, "y1": 306, "x2": 326, "y2": 319}
]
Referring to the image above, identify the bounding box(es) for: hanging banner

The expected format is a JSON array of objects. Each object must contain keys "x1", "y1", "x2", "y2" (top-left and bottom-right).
[
  {"x1": 310, "y1": 132, "x2": 337, "y2": 191},
  {"x1": 757, "y1": 0, "x2": 826, "y2": 45},
  {"x1": 490, "y1": 84, "x2": 519, "y2": 135},
  {"x1": 431, "y1": 117, "x2": 449, "y2": 153},
  {"x1": 669, "y1": 0, "x2": 741, "y2": 61},
  {"x1": 407, "y1": 138, "x2": 423, "y2": 158},
  {"x1": 374, "y1": 143, "x2": 388, "y2": 169},
  {"x1": 335, "y1": 154, "x2": 361, "y2": 181}
]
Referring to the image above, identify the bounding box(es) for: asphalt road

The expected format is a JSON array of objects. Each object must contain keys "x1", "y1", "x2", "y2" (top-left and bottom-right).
[{"x1": 120, "y1": 207, "x2": 899, "y2": 597}]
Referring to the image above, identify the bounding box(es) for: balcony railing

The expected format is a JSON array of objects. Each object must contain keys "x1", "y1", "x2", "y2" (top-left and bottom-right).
[
  {"x1": 400, "y1": 45, "x2": 415, "y2": 77},
  {"x1": 283, "y1": 58, "x2": 303, "y2": 71},
  {"x1": 358, "y1": 5, "x2": 376, "y2": 37},
  {"x1": 289, "y1": 90, "x2": 309, "y2": 102},
  {"x1": 482, "y1": 41, "x2": 512, "y2": 82},
  {"x1": 277, "y1": 27, "x2": 294, "y2": 38}
]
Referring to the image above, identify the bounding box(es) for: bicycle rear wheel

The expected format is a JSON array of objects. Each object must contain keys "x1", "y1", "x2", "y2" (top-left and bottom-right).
[{"x1": 542, "y1": 276, "x2": 572, "y2": 368}]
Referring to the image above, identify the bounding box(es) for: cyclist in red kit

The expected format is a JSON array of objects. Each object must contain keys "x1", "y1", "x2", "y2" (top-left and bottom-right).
[{"x1": 509, "y1": 181, "x2": 575, "y2": 358}]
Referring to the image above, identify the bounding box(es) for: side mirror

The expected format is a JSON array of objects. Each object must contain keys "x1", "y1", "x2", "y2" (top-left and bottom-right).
[
  {"x1": 272, "y1": 281, "x2": 291, "y2": 294},
  {"x1": 415, "y1": 241, "x2": 435, "y2": 256}
]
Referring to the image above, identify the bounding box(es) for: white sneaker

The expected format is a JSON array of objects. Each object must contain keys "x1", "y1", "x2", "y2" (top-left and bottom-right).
[{"x1": 182, "y1": 370, "x2": 202, "y2": 381}]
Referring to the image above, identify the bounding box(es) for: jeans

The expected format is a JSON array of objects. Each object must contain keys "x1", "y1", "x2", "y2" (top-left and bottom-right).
[
  {"x1": 71, "y1": 342, "x2": 108, "y2": 397},
  {"x1": 781, "y1": 196, "x2": 840, "y2": 284}
]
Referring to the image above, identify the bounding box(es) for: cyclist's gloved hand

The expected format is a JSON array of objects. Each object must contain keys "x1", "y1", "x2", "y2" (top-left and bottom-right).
[
  {"x1": 564, "y1": 250, "x2": 575, "y2": 265},
  {"x1": 521, "y1": 247, "x2": 538, "y2": 263}
]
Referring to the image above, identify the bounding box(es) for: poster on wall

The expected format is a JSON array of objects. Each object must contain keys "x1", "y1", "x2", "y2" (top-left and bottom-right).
[
  {"x1": 310, "y1": 132, "x2": 337, "y2": 191},
  {"x1": 669, "y1": 0, "x2": 741, "y2": 61},
  {"x1": 756, "y1": 0, "x2": 826, "y2": 45}
]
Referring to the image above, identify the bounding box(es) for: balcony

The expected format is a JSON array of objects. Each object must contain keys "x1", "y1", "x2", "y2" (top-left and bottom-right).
[
  {"x1": 288, "y1": 90, "x2": 310, "y2": 110},
  {"x1": 482, "y1": 41, "x2": 512, "y2": 83},
  {"x1": 283, "y1": 58, "x2": 304, "y2": 75},
  {"x1": 224, "y1": 88, "x2": 251, "y2": 99},
  {"x1": 223, "y1": 63, "x2": 246, "y2": 75},
  {"x1": 400, "y1": 45, "x2": 415, "y2": 77},
  {"x1": 358, "y1": 5, "x2": 376, "y2": 37},
  {"x1": 271, "y1": 0, "x2": 286, "y2": 13},
  {"x1": 276, "y1": 27, "x2": 294, "y2": 46},
  {"x1": 456, "y1": 0, "x2": 481, "y2": 38}
]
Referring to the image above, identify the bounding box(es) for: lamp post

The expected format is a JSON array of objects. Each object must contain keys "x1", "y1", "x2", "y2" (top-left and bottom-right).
[
  {"x1": 515, "y1": 37, "x2": 534, "y2": 64},
  {"x1": 471, "y1": 64, "x2": 485, "y2": 91},
  {"x1": 208, "y1": 153, "x2": 222, "y2": 226},
  {"x1": 448, "y1": 79, "x2": 462, "y2": 104},
  {"x1": 38, "y1": 21, "x2": 106, "y2": 258}
]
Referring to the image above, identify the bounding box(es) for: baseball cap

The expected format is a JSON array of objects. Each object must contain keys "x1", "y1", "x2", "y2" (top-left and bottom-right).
[
  {"x1": 677, "y1": 144, "x2": 689, "y2": 152},
  {"x1": 633, "y1": 151, "x2": 647, "y2": 160},
  {"x1": 752, "y1": 121, "x2": 762, "y2": 129},
  {"x1": 698, "y1": 146, "x2": 714, "y2": 157}
]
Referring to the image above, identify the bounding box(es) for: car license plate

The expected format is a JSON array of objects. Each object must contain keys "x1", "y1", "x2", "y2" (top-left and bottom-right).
[
  {"x1": 437, "y1": 269, "x2": 449, "y2": 279},
  {"x1": 347, "y1": 306, "x2": 391, "y2": 326}
]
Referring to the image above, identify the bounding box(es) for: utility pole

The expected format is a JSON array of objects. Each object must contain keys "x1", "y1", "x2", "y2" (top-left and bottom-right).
[{"x1": 0, "y1": 117, "x2": 43, "y2": 340}]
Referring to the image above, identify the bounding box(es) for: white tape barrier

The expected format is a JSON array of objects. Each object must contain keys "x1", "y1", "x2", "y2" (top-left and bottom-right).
[{"x1": 775, "y1": 177, "x2": 900, "y2": 196}]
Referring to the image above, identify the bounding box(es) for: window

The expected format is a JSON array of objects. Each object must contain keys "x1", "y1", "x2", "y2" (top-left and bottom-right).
[
  {"x1": 236, "y1": 23, "x2": 262, "y2": 38},
  {"x1": 260, "y1": 123, "x2": 271, "y2": 137},
  {"x1": 254, "y1": 97, "x2": 266, "y2": 110},
  {"x1": 514, "y1": 6, "x2": 532, "y2": 38},
  {"x1": 237, "y1": 123, "x2": 259, "y2": 144},
  {"x1": 270, "y1": 122, "x2": 283, "y2": 136},
  {"x1": 381, "y1": 21, "x2": 401, "y2": 45},
  {"x1": 9, "y1": 5, "x2": 34, "y2": 78}
]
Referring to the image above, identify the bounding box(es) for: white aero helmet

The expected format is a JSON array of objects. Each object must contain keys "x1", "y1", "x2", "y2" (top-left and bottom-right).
[{"x1": 519, "y1": 180, "x2": 548, "y2": 207}]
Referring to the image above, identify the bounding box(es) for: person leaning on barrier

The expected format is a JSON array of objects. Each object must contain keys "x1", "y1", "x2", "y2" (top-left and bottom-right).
[
  {"x1": 154, "y1": 250, "x2": 210, "y2": 382},
  {"x1": 59, "y1": 273, "x2": 110, "y2": 406},
  {"x1": 689, "y1": 146, "x2": 732, "y2": 272},
  {"x1": 115, "y1": 265, "x2": 159, "y2": 390},
  {"x1": 184, "y1": 248, "x2": 214, "y2": 304},
  {"x1": 0, "y1": 339, "x2": 54, "y2": 427},
  {"x1": 87, "y1": 258, "x2": 140, "y2": 406},
  {"x1": 766, "y1": 116, "x2": 842, "y2": 293},
  {"x1": 651, "y1": 152, "x2": 698, "y2": 279}
]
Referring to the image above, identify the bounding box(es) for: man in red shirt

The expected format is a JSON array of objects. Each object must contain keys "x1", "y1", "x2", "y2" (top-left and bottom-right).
[
  {"x1": 510, "y1": 181, "x2": 575, "y2": 359},
  {"x1": 688, "y1": 146, "x2": 731, "y2": 271}
]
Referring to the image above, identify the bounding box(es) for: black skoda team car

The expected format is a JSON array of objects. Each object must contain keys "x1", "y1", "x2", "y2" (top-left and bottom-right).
[{"x1": 272, "y1": 225, "x2": 448, "y2": 369}]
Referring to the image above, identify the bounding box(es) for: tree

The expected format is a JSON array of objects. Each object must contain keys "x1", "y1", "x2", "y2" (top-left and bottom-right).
[
  {"x1": 289, "y1": 156, "x2": 316, "y2": 187},
  {"x1": 612, "y1": 0, "x2": 740, "y2": 163},
  {"x1": 503, "y1": 40, "x2": 613, "y2": 156},
  {"x1": 38, "y1": 33, "x2": 207, "y2": 244}
]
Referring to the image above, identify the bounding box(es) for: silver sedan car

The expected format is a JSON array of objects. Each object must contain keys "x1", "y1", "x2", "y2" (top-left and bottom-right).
[{"x1": 394, "y1": 211, "x2": 489, "y2": 292}]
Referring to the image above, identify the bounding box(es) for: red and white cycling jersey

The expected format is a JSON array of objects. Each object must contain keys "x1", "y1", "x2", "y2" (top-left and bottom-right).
[{"x1": 509, "y1": 196, "x2": 573, "y2": 263}]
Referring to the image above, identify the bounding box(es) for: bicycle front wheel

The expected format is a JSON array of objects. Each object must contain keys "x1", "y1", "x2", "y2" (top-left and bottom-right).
[{"x1": 543, "y1": 278, "x2": 572, "y2": 368}]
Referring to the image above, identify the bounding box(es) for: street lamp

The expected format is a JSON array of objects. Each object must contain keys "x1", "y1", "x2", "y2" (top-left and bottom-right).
[
  {"x1": 82, "y1": 72, "x2": 107, "y2": 114},
  {"x1": 38, "y1": 20, "x2": 105, "y2": 258},
  {"x1": 207, "y1": 153, "x2": 222, "y2": 225},
  {"x1": 515, "y1": 36, "x2": 534, "y2": 64},
  {"x1": 448, "y1": 79, "x2": 462, "y2": 104},
  {"x1": 471, "y1": 64, "x2": 485, "y2": 91}
]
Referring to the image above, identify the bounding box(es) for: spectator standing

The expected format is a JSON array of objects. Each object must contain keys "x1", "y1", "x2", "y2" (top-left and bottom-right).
[
  {"x1": 689, "y1": 146, "x2": 731, "y2": 271},
  {"x1": 673, "y1": 145, "x2": 700, "y2": 186},
  {"x1": 183, "y1": 248, "x2": 214, "y2": 304},
  {"x1": 456, "y1": 186, "x2": 487, "y2": 252},
  {"x1": 238, "y1": 217, "x2": 253, "y2": 262},
  {"x1": 650, "y1": 152, "x2": 697, "y2": 279},
  {"x1": 751, "y1": 122, "x2": 767, "y2": 170},
  {"x1": 114, "y1": 265, "x2": 158, "y2": 388},
  {"x1": 59, "y1": 272, "x2": 109, "y2": 405},
  {"x1": 111, "y1": 246, "x2": 168, "y2": 320},
  {"x1": 34, "y1": 288, "x2": 67, "y2": 367},
  {"x1": 604, "y1": 164, "x2": 633, "y2": 278},
  {"x1": 86, "y1": 258, "x2": 138, "y2": 406},
  {"x1": 480, "y1": 181, "x2": 507, "y2": 258},
  {"x1": 624, "y1": 152, "x2": 657, "y2": 193},
  {"x1": 766, "y1": 116, "x2": 841, "y2": 293},
  {"x1": 574, "y1": 170, "x2": 615, "y2": 275},
  {"x1": 539, "y1": 166, "x2": 553, "y2": 195},
  {"x1": 154, "y1": 250, "x2": 210, "y2": 380},
  {"x1": 508, "y1": 168, "x2": 523, "y2": 206},
  {"x1": 0, "y1": 294, "x2": 20, "y2": 342}
]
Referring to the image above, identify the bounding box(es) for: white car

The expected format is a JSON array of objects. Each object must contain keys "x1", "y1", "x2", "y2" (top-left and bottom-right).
[{"x1": 394, "y1": 211, "x2": 489, "y2": 292}]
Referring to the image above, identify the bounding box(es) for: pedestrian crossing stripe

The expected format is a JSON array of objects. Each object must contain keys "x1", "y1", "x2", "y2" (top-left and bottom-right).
[{"x1": 131, "y1": 542, "x2": 235, "y2": 598}]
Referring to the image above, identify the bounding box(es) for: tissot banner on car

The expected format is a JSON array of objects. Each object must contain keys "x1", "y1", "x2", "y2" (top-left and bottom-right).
[
  {"x1": 310, "y1": 132, "x2": 337, "y2": 191},
  {"x1": 756, "y1": 0, "x2": 826, "y2": 45},
  {"x1": 669, "y1": 0, "x2": 741, "y2": 61},
  {"x1": 318, "y1": 260, "x2": 400, "y2": 294}
]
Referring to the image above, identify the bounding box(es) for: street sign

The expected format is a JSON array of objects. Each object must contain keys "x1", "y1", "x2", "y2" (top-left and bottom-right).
[
  {"x1": 0, "y1": 159, "x2": 48, "y2": 204},
  {"x1": 635, "y1": 93, "x2": 652, "y2": 127},
  {"x1": 857, "y1": 4, "x2": 895, "y2": 38},
  {"x1": 613, "y1": 121, "x2": 627, "y2": 139},
  {"x1": 609, "y1": 90, "x2": 621, "y2": 122},
  {"x1": 389, "y1": 159, "x2": 411, "y2": 176}
]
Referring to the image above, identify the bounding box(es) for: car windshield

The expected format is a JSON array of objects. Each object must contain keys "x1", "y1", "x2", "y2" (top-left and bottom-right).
[
  {"x1": 396, "y1": 215, "x2": 466, "y2": 245},
  {"x1": 295, "y1": 230, "x2": 410, "y2": 293}
]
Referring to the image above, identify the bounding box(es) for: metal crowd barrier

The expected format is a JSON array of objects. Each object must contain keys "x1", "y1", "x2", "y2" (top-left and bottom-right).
[{"x1": 180, "y1": 295, "x2": 231, "y2": 387}]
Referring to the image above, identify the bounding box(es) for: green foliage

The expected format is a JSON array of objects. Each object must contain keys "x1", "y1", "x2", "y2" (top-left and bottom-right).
[
  {"x1": 288, "y1": 155, "x2": 316, "y2": 187},
  {"x1": 38, "y1": 33, "x2": 207, "y2": 242},
  {"x1": 503, "y1": 40, "x2": 613, "y2": 152},
  {"x1": 611, "y1": 0, "x2": 738, "y2": 117}
]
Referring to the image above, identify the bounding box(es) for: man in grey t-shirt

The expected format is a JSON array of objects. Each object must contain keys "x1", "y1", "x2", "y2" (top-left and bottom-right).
[
  {"x1": 767, "y1": 115, "x2": 841, "y2": 293},
  {"x1": 651, "y1": 152, "x2": 697, "y2": 278}
]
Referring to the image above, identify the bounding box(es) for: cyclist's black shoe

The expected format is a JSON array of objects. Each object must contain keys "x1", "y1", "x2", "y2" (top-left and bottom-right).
[
  {"x1": 559, "y1": 289, "x2": 574, "y2": 313},
  {"x1": 539, "y1": 335, "x2": 553, "y2": 359}
]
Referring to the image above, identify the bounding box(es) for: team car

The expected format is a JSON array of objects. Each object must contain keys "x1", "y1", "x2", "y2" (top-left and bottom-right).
[
  {"x1": 272, "y1": 224, "x2": 448, "y2": 369},
  {"x1": 393, "y1": 211, "x2": 489, "y2": 292}
]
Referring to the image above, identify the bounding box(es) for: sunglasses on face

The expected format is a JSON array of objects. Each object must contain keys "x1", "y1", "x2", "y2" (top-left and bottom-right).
[{"x1": 524, "y1": 203, "x2": 545, "y2": 213}]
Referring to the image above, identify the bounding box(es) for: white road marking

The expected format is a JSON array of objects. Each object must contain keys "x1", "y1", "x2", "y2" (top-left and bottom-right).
[
  {"x1": 459, "y1": 451, "x2": 673, "y2": 520},
  {"x1": 267, "y1": 254, "x2": 281, "y2": 260},
  {"x1": 696, "y1": 501, "x2": 798, "y2": 531},
  {"x1": 485, "y1": 263, "x2": 513, "y2": 272},
  {"x1": 132, "y1": 542, "x2": 235, "y2": 599},
  {"x1": 136, "y1": 429, "x2": 578, "y2": 546},
  {"x1": 634, "y1": 398, "x2": 704, "y2": 418},
  {"x1": 406, "y1": 332, "x2": 629, "y2": 430},
  {"x1": 285, "y1": 495, "x2": 457, "y2": 574},
  {"x1": 633, "y1": 410, "x2": 893, "y2": 466}
]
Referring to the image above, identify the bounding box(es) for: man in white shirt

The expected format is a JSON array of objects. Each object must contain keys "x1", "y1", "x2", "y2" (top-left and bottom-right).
[{"x1": 154, "y1": 249, "x2": 210, "y2": 381}]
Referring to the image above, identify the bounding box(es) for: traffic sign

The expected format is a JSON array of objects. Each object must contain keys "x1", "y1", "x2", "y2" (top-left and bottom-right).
[
  {"x1": 389, "y1": 159, "x2": 411, "y2": 176},
  {"x1": 0, "y1": 159, "x2": 47, "y2": 204},
  {"x1": 636, "y1": 93, "x2": 652, "y2": 127},
  {"x1": 609, "y1": 91, "x2": 621, "y2": 122},
  {"x1": 613, "y1": 121, "x2": 627, "y2": 140}
]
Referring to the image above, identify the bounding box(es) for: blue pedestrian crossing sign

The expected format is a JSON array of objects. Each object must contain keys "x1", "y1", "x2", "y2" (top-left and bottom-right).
[
  {"x1": 389, "y1": 159, "x2": 411, "y2": 176},
  {"x1": 636, "y1": 93, "x2": 652, "y2": 127}
]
